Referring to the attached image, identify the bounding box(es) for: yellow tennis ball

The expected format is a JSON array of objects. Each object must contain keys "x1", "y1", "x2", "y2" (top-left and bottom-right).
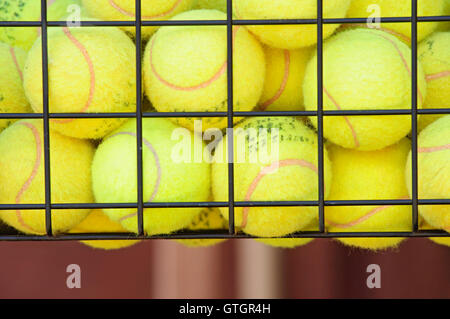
[
  {"x1": 0, "y1": 0, "x2": 81, "y2": 51},
  {"x1": 82, "y1": 0, "x2": 194, "y2": 38},
  {"x1": 0, "y1": 42, "x2": 32, "y2": 132},
  {"x1": 70, "y1": 209, "x2": 140, "y2": 250},
  {"x1": 194, "y1": 0, "x2": 226, "y2": 12},
  {"x1": 92, "y1": 118, "x2": 211, "y2": 235},
  {"x1": 405, "y1": 115, "x2": 450, "y2": 231},
  {"x1": 258, "y1": 46, "x2": 312, "y2": 112},
  {"x1": 212, "y1": 117, "x2": 333, "y2": 237},
  {"x1": 143, "y1": 9, "x2": 265, "y2": 132},
  {"x1": 417, "y1": 32, "x2": 450, "y2": 131},
  {"x1": 326, "y1": 139, "x2": 412, "y2": 250},
  {"x1": 175, "y1": 207, "x2": 228, "y2": 247},
  {"x1": 347, "y1": 0, "x2": 445, "y2": 42},
  {"x1": 304, "y1": 28, "x2": 427, "y2": 151},
  {"x1": 254, "y1": 219, "x2": 317, "y2": 248},
  {"x1": 0, "y1": 119, "x2": 94, "y2": 235},
  {"x1": 23, "y1": 25, "x2": 136, "y2": 139},
  {"x1": 233, "y1": 0, "x2": 351, "y2": 49}
]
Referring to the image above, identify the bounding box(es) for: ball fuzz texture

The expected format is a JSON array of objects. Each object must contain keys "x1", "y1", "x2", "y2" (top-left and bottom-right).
[
  {"x1": 23, "y1": 25, "x2": 136, "y2": 139},
  {"x1": 233, "y1": 0, "x2": 351, "y2": 49},
  {"x1": 406, "y1": 115, "x2": 450, "y2": 232},
  {"x1": 175, "y1": 207, "x2": 229, "y2": 247},
  {"x1": 70, "y1": 209, "x2": 141, "y2": 250},
  {"x1": 194, "y1": 0, "x2": 226, "y2": 12},
  {"x1": 258, "y1": 46, "x2": 312, "y2": 112},
  {"x1": 82, "y1": 0, "x2": 194, "y2": 38},
  {"x1": 0, "y1": 42, "x2": 31, "y2": 132},
  {"x1": 212, "y1": 117, "x2": 333, "y2": 237},
  {"x1": 0, "y1": 119, "x2": 95, "y2": 234},
  {"x1": 0, "y1": 0, "x2": 81, "y2": 51},
  {"x1": 304, "y1": 28, "x2": 427, "y2": 151},
  {"x1": 326, "y1": 139, "x2": 412, "y2": 250},
  {"x1": 143, "y1": 9, "x2": 265, "y2": 131},
  {"x1": 92, "y1": 118, "x2": 211, "y2": 235},
  {"x1": 347, "y1": 0, "x2": 445, "y2": 42},
  {"x1": 417, "y1": 32, "x2": 450, "y2": 130}
]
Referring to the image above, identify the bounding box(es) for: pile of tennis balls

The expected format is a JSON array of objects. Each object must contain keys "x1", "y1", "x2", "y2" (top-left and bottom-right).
[{"x1": 0, "y1": 0, "x2": 448, "y2": 251}]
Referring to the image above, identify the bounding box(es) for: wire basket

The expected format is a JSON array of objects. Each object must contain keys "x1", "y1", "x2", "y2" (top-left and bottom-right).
[{"x1": 0, "y1": 0, "x2": 448, "y2": 242}]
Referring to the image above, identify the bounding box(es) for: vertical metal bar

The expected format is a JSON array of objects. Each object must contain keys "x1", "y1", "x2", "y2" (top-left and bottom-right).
[
  {"x1": 226, "y1": 0, "x2": 235, "y2": 234},
  {"x1": 41, "y1": 0, "x2": 52, "y2": 236},
  {"x1": 411, "y1": 0, "x2": 419, "y2": 232},
  {"x1": 135, "y1": 0, "x2": 144, "y2": 236},
  {"x1": 317, "y1": 0, "x2": 325, "y2": 233}
]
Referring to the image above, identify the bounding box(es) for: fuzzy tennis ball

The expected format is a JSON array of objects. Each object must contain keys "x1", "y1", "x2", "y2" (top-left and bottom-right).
[
  {"x1": 259, "y1": 46, "x2": 312, "y2": 112},
  {"x1": 233, "y1": 0, "x2": 351, "y2": 49},
  {"x1": 0, "y1": 0, "x2": 81, "y2": 51},
  {"x1": 326, "y1": 139, "x2": 412, "y2": 250},
  {"x1": 417, "y1": 32, "x2": 450, "y2": 131},
  {"x1": 194, "y1": 0, "x2": 226, "y2": 12},
  {"x1": 304, "y1": 28, "x2": 427, "y2": 151},
  {"x1": 0, "y1": 42, "x2": 31, "y2": 132},
  {"x1": 254, "y1": 219, "x2": 317, "y2": 248},
  {"x1": 70, "y1": 209, "x2": 140, "y2": 250},
  {"x1": 405, "y1": 115, "x2": 450, "y2": 231},
  {"x1": 23, "y1": 25, "x2": 136, "y2": 139},
  {"x1": 82, "y1": 0, "x2": 194, "y2": 38},
  {"x1": 143, "y1": 9, "x2": 265, "y2": 132},
  {"x1": 212, "y1": 117, "x2": 333, "y2": 237},
  {"x1": 175, "y1": 207, "x2": 228, "y2": 247},
  {"x1": 347, "y1": 0, "x2": 445, "y2": 42},
  {"x1": 92, "y1": 118, "x2": 211, "y2": 235},
  {"x1": 0, "y1": 119, "x2": 94, "y2": 235}
]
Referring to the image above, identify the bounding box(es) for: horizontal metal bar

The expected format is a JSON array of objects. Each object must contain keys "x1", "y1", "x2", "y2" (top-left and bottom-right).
[
  {"x1": 1, "y1": 16, "x2": 448, "y2": 28},
  {"x1": 1, "y1": 108, "x2": 449, "y2": 120},
  {"x1": 0, "y1": 230, "x2": 447, "y2": 241},
  {"x1": 1, "y1": 199, "x2": 449, "y2": 211}
]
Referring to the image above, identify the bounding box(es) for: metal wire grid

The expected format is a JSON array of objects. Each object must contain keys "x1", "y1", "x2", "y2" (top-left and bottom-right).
[{"x1": 0, "y1": 0, "x2": 448, "y2": 241}]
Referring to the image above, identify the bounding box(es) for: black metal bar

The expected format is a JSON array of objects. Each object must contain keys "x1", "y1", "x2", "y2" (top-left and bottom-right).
[
  {"x1": 0, "y1": 229, "x2": 447, "y2": 242},
  {"x1": 226, "y1": 0, "x2": 235, "y2": 235},
  {"x1": 3, "y1": 108, "x2": 449, "y2": 120},
  {"x1": 40, "y1": 0, "x2": 52, "y2": 236},
  {"x1": 1, "y1": 15, "x2": 449, "y2": 27},
  {"x1": 317, "y1": 0, "x2": 325, "y2": 233},
  {"x1": 411, "y1": 0, "x2": 419, "y2": 232},
  {"x1": 135, "y1": 0, "x2": 144, "y2": 236}
]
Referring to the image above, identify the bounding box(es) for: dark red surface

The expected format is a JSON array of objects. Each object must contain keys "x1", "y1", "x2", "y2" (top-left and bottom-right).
[{"x1": 0, "y1": 238, "x2": 448, "y2": 298}]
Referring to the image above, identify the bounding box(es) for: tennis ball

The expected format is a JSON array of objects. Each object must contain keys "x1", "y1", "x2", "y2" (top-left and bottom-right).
[
  {"x1": 23, "y1": 25, "x2": 136, "y2": 139},
  {"x1": 194, "y1": 0, "x2": 226, "y2": 12},
  {"x1": 347, "y1": 0, "x2": 445, "y2": 42},
  {"x1": 70, "y1": 209, "x2": 140, "y2": 250},
  {"x1": 254, "y1": 219, "x2": 317, "y2": 248},
  {"x1": 417, "y1": 32, "x2": 450, "y2": 131},
  {"x1": 174, "y1": 207, "x2": 228, "y2": 247},
  {"x1": 212, "y1": 117, "x2": 333, "y2": 237},
  {"x1": 0, "y1": 119, "x2": 94, "y2": 235},
  {"x1": 437, "y1": 0, "x2": 450, "y2": 31},
  {"x1": 0, "y1": 0, "x2": 81, "y2": 51},
  {"x1": 92, "y1": 118, "x2": 211, "y2": 235},
  {"x1": 304, "y1": 28, "x2": 427, "y2": 151},
  {"x1": 233, "y1": 0, "x2": 351, "y2": 49},
  {"x1": 0, "y1": 42, "x2": 32, "y2": 132},
  {"x1": 405, "y1": 115, "x2": 450, "y2": 231},
  {"x1": 258, "y1": 46, "x2": 312, "y2": 112},
  {"x1": 143, "y1": 9, "x2": 265, "y2": 132},
  {"x1": 326, "y1": 139, "x2": 412, "y2": 250},
  {"x1": 82, "y1": 0, "x2": 194, "y2": 38}
]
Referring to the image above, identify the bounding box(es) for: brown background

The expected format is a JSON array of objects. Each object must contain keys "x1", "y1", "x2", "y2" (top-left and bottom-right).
[{"x1": 0, "y1": 237, "x2": 448, "y2": 299}]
